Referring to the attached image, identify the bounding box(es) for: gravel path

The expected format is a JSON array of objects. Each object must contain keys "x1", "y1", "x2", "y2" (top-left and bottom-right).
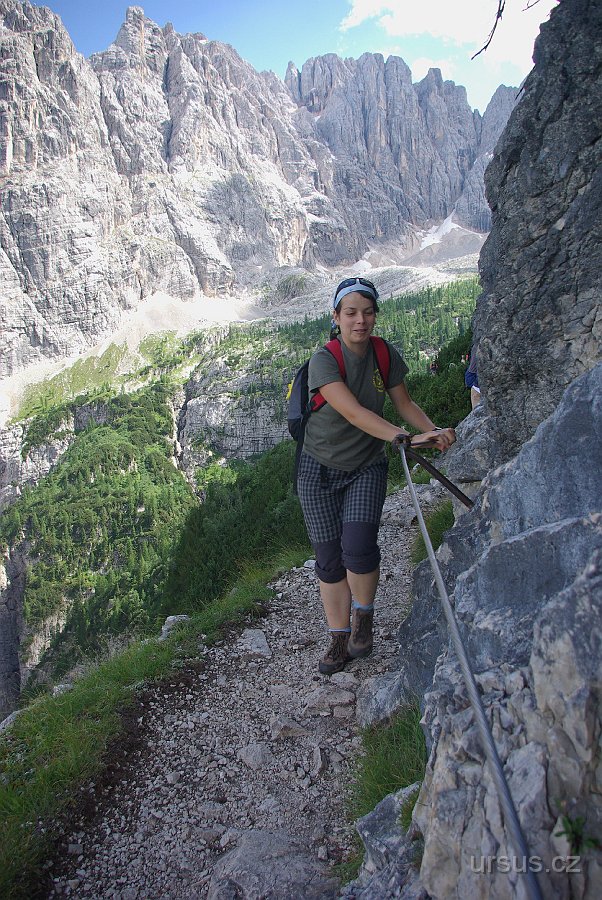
[{"x1": 47, "y1": 487, "x2": 441, "y2": 899}]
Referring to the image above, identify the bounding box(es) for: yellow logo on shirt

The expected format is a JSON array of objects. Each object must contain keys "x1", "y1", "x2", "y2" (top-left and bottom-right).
[{"x1": 373, "y1": 368, "x2": 385, "y2": 392}]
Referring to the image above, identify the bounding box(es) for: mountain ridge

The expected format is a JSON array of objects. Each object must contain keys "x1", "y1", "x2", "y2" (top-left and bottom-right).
[{"x1": 0, "y1": 1, "x2": 514, "y2": 379}]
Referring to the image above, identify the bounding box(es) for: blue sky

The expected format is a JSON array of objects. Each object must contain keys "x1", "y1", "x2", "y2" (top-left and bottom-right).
[{"x1": 35, "y1": 0, "x2": 558, "y2": 113}]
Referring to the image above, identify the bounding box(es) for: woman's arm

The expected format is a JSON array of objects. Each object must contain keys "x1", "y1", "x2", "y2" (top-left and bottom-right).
[
  {"x1": 387, "y1": 382, "x2": 455, "y2": 450},
  {"x1": 318, "y1": 380, "x2": 455, "y2": 450},
  {"x1": 319, "y1": 380, "x2": 408, "y2": 442},
  {"x1": 388, "y1": 382, "x2": 436, "y2": 431}
]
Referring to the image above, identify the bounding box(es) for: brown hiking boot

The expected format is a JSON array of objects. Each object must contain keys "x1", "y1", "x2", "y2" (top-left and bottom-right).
[
  {"x1": 348, "y1": 606, "x2": 374, "y2": 658},
  {"x1": 319, "y1": 632, "x2": 350, "y2": 675}
]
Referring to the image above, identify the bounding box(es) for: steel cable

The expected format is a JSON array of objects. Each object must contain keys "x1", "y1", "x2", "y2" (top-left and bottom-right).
[{"x1": 399, "y1": 445, "x2": 543, "y2": 900}]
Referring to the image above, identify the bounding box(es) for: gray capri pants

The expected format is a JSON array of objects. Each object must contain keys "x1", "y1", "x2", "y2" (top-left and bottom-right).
[{"x1": 297, "y1": 452, "x2": 388, "y2": 583}]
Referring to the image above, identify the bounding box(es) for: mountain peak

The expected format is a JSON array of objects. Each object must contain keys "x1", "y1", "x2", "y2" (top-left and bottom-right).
[{"x1": 0, "y1": 6, "x2": 515, "y2": 379}]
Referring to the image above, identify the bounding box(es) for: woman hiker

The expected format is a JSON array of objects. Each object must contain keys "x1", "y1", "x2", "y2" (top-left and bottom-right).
[{"x1": 297, "y1": 277, "x2": 456, "y2": 675}]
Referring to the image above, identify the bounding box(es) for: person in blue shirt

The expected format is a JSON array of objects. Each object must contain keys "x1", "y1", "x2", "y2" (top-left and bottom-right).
[{"x1": 465, "y1": 346, "x2": 480, "y2": 409}]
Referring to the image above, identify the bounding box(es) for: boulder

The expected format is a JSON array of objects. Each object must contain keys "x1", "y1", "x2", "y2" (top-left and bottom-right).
[{"x1": 207, "y1": 829, "x2": 338, "y2": 899}]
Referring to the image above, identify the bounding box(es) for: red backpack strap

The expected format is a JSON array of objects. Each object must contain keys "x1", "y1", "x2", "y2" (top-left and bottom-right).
[
  {"x1": 324, "y1": 338, "x2": 346, "y2": 377},
  {"x1": 370, "y1": 336, "x2": 391, "y2": 387},
  {"x1": 309, "y1": 339, "x2": 346, "y2": 412}
]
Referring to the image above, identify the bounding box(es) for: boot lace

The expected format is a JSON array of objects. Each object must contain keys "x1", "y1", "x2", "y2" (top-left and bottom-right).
[{"x1": 328, "y1": 632, "x2": 349, "y2": 659}]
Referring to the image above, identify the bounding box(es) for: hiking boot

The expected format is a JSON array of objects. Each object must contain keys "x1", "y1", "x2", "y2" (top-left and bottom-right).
[
  {"x1": 348, "y1": 606, "x2": 374, "y2": 658},
  {"x1": 318, "y1": 632, "x2": 350, "y2": 675}
]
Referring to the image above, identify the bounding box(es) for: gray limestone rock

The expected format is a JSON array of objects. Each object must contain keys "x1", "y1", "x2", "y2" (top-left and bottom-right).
[
  {"x1": 355, "y1": 671, "x2": 407, "y2": 729},
  {"x1": 0, "y1": 0, "x2": 513, "y2": 379},
  {"x1": 237, "y1": 629, "x2": 272, "y2": 660},
  {"x1": 356, "y1": 784, "x2": 419, "y2": 874},
  {"x1": 400, "y1": 363, "x2": 602, "y2": 702},
  {"x1": 464, "y1": 0, "x2": 602, "y2": 471},
  {"x1": 158, "y1": 614, "x2": 190, "y2": 641},
  {"x1": 413, "y1": 549, "x2": 602, "y2": 900},
  {"x1": 0, "y1": 706, "x2": 21, "y2": 733},
  {"x1": 207, "y1": 829, "x2": 338, "y2": 899},
  {"x1": 269, "y1": 715, "x2": 307, "y2": 740},
  {"x1": 454, "y1": 515, "x2": 602, "y2": 673},
  {"x1": 288, "y1": 54, "x2": 513, "y2": 260},
  {"x1": 341, "y1": 784, "x2": 424, "y2": 899},
  {"x1": 454, "y1": 85, "x2": 518, "y2": 231},
  {"x1": 303, "y1": 685, "x2": 355, "y2": 716},
  {"x1": 236, "y1": 741, "x2": 275, "y2": 772}
]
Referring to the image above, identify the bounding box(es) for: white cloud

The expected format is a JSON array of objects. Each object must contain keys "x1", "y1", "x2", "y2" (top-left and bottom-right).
[
  {"x1": 340, "y1": 1, "x2": 391, "y2": 31},
  {"x1": 341, "y1": 0, "x2": 558, "y2": 74}
]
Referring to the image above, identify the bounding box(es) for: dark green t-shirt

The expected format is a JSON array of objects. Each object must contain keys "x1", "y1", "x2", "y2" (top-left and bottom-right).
[{"x1": 303, "y1": 337, "x2": 409, "y2": 471}]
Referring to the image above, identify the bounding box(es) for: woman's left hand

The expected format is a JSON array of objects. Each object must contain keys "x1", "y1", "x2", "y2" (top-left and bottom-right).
[{"x1": 413, "y1": 427, "x2": 456, "y2": 451}]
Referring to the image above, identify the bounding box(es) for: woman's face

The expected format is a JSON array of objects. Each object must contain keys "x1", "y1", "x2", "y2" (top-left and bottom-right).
[{"x1": 334, "y1": 292, "x2": 376, "y2": 350}]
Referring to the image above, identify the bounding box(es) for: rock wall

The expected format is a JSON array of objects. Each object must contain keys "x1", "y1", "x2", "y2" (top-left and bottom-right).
[
  {"x1": 0, "y1": 1, "x2": 514, "y2": 378},
  {"x1": 449, "y1": 0, "x2": 602, "y2": 478},
  {"x1": 348, "y1": 1, "x2": 602, "y2": 897},
  {"x1": 178, "y1": 344, "x2": 291, "y2": 480},
  {"x1": 409, "y1": 367, "x2": 602, "y2": 900},
  {"x1": 0, "y1": 419, "x2": 75, "y2": 513},
  {"x1": 0, "y1": 545, "x2": 25, "y2": 718}
]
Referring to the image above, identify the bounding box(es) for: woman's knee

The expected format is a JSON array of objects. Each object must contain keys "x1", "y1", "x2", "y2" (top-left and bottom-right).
[
  {"x1": 313, "y1": 539, "x2": 346, "y2": 583},
  {"x1": 341, "y1": 522, "x2": 381, "y2": 574}
]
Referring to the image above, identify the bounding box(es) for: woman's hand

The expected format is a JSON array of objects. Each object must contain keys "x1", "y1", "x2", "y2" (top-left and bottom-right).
[
  {"x1": 392, "y1": 428, "x2": 456, "y2": 452},
  {"x1": 414, "y1": 428, "x2": 456, "y2": 451}
]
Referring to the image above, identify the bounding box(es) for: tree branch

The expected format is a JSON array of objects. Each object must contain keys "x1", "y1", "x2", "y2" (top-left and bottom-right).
[
  {"x1": 471, "y1": 0, "x2": 507, "y2": 60},
  {"x1": 473, "y1": 0, "x2": 550, "y2": 60}
]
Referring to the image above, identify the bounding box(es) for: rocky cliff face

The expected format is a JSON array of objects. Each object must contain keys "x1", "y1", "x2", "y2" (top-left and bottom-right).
[
  {"x1": 0, "y1": 544, "x2": 25, "y2": 718},
  {"x1": 0, "y1": 419, "x2": 74, "y2": 513},
  {"x1": 286, "y1": 56, "x2": 515, "y2": 241},
  {"x1": 451, "y1": 0, "x2": 602, "y2": 476},
  {"x1": 347, "y1": 1, "x2": 602, "y2": 897},
  {"x1": 0, "y1": 1, "x2": 513, "y2": 379}
]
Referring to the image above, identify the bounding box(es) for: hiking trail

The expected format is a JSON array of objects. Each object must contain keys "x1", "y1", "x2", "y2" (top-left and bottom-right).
[{"x1": 47, "y1": 484, "x2": 445, "y2": 899}]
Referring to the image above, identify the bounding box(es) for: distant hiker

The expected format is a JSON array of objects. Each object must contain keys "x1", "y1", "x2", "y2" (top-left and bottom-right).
[
  {"x1": 296, "y1": 277, "x2": 456, "y2": 675},
  {"x1": 465, "y1": 345, "x2": 480, "y2": 409}
]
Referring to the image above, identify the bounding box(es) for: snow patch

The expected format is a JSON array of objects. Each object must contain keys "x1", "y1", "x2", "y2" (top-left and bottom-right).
[{"x1": 419, "y1": 214, "x2": 460, "y2": 250}]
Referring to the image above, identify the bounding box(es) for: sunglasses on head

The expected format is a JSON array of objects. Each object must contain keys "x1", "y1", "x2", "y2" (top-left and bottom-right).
[
  {"x1": 333, "y1": 277, "x2": 379, "y2": 310},
  {"x1": 335, "y1": 277, "x2": 377, "y2": 294}
]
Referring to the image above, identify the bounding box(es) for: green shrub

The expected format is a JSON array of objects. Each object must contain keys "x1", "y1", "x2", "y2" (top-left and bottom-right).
[
  {"x1": 411, "y1": 500, "x2": 454, "y2": 566},
  {"x1": 165, "y1": 442, "x2": 309, "y2": 613},
  {"x1": 339, "y1": 702, "x2": 427, "y2": 882}
]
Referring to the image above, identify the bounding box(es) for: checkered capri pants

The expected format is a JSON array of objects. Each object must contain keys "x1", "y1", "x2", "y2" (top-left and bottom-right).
[{"x1": 297, "y1": 451, "x2": 388, "y2": 582}]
